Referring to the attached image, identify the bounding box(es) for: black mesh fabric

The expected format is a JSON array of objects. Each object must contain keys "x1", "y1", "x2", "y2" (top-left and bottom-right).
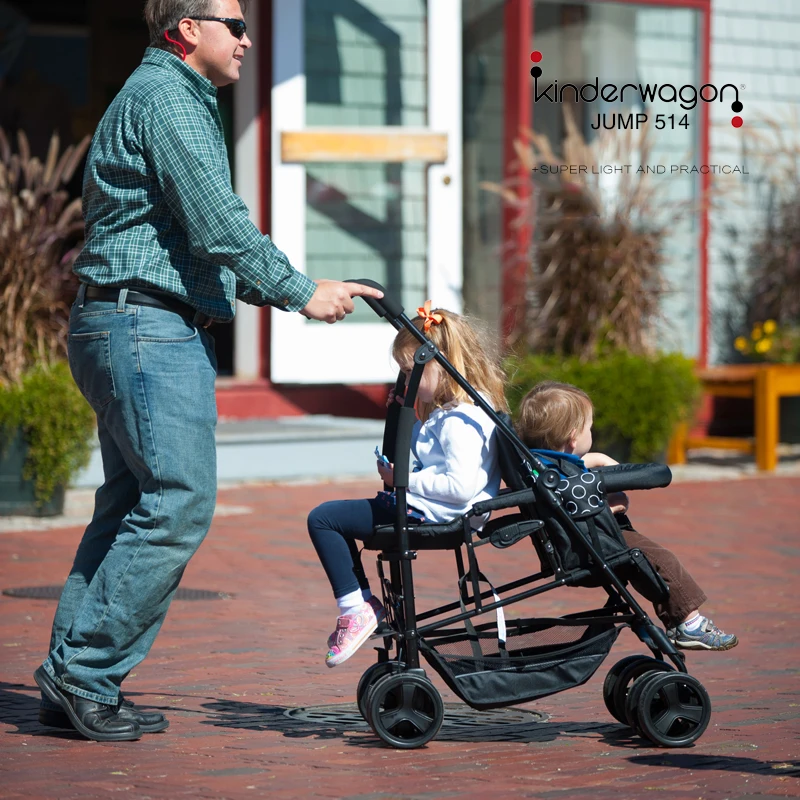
[{"x1": 419, "y1": 616, "x2": 620, "y2": 710}]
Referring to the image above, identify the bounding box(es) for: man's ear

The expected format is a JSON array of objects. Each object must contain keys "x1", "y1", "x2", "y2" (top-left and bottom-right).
[{"x1": 176, "y1": 17, "x2": 201, "y2": 47}]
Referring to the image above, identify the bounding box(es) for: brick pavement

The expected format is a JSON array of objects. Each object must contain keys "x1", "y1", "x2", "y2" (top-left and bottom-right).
[{"x1": 1, "y1": 477, "x2": 798, "y2": 799}]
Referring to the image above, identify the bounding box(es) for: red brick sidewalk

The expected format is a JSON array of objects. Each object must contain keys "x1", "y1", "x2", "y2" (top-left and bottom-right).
[{"x1": 1, "y1": 477, "x2": 799, "y2": 799}]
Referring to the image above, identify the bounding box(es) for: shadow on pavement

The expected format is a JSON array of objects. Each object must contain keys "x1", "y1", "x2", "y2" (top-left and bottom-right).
[
  {"x1": 630, "y1": 753, "x2": 800, "y2": 778},
  {"x1": 0, "y1": 682, "x2": 80, "y2": 738},
  {"x1": 201, "y1": 697, "x2": 654, "y2": 747}
]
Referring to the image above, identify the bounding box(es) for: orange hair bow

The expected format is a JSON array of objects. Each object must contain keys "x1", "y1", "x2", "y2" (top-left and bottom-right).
[{"x1": 417, "y1": 300, "x2": 443, "y2": 333}]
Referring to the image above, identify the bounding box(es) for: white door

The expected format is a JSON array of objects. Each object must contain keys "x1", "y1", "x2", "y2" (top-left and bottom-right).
[{"x1": 269, "y1": 0, "x2": 462, "y2": 384}]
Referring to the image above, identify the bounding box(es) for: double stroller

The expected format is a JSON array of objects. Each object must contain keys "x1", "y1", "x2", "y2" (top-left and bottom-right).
[{"x1": 349, "y1": 281, "x2": 711, "y2": 750}]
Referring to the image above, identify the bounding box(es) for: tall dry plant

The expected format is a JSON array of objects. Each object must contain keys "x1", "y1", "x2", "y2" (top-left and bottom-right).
[
  {"x1": 484, "y1": 108, "x2": 688, "y2": 359},
  {"x1": 0, "y1": 128, "x2": 90, "y2": 385},
  {"x1": 739, "y1": 113, "x2": 800, "y2": 326}
]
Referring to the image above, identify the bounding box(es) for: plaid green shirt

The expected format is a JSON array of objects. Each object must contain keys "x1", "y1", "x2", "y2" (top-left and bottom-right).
[{"x1": 74, "y1": 48, "x2": 316, "y2": 322}]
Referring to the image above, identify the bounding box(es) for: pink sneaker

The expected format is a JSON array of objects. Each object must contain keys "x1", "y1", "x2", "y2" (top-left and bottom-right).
[
  {"x1": 327, "y1": 596, "x2": 384, "y2": 649},
  {"x1": 325, "y1": 599, "x2": 385, "y2": 668}
]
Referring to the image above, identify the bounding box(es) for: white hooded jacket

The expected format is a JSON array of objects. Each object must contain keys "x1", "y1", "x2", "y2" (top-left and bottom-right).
[{"x1": 406, "y1": 399, "x2": 500, "y2": 524}]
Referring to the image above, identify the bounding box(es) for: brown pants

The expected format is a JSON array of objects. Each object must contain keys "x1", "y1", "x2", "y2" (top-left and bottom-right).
[{"x1": 621, "y1": 528, "x2": 707, "y2": 627}]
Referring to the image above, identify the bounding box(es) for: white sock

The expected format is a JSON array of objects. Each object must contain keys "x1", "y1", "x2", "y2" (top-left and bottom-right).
[
  {"x1": 682, "y1": 613, "x2": 704, "y2": 631},
  {"x1": 336, "y1": 589, "x2": 365, "y2": 616}
]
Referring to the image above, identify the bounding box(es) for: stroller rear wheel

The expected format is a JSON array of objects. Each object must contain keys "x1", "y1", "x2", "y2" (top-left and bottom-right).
[
  {"x1": 357, "y1": 660, "x2": 401, "y2": 722},
  {"x1": 624, "y1": 666, "x2": 674, "y2": 735},
  {"x1": 603, "y1": 656, "x2": 651, "y2": 723},
  {"x1": 633, "y1": 672, "x2": 711, "y2": 747},
  {"x1": 606, "y1": 656, "x2": 675, "y2": 724},
  {"x1": 366, "y1": 673, "x2": 444, "y2": 749}
]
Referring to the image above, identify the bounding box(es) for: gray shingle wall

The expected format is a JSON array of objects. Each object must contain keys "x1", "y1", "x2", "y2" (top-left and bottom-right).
[{"x1": 709, "y1": 0, "x2": 800, "y2": 360}]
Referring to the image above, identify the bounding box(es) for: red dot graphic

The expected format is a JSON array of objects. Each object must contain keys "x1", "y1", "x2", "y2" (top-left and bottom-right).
[
  {"x1": 530, "y1": 51, "x2": 542, "y2": 62},
  {"x1": 732, "y1": 116, "x2": 743, "y2": 128}
]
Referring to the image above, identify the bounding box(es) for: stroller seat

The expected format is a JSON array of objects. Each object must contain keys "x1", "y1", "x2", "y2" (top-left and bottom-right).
[{"x1": 368, "y1": 518, "x2": 465, "y2": 551}]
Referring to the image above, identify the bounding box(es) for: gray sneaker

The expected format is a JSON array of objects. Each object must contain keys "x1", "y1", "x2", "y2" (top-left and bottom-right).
[{"x1": 667, "y1": 617, "x2": 738, "y2": 651}]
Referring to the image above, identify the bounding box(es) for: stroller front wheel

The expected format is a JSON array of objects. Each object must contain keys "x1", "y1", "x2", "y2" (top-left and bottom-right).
[
  {"x1": 634, "y1": 672, "x2": 711, "y2": 747},
  {"x1": 357, "y1": 660, "x2": 401, "y2": 722},
  {"x1": 367, "y1": 673, "x2": 444, "y2": 749},
  {"x1": 609, "y1": 656, "x2": 675, "y2": 725}
]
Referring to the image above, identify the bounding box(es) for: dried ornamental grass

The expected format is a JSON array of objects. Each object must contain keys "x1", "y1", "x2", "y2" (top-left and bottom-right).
[
  {"x1": 483, "y1": 108, "x2": 689, "y2": 359},
  {"x1": 0, "y1": 128, "x2": 90, "y2": 385}
]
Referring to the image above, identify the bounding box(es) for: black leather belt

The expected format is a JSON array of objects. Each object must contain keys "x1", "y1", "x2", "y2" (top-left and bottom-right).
[{"x1": 83, "y1": 286, "x2": 214, "y2": 328}]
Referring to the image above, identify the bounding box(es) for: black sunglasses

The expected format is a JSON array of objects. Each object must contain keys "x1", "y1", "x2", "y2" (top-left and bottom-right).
[{"x1": 190, "y1": 16, "x2": 247, "y2": 39}]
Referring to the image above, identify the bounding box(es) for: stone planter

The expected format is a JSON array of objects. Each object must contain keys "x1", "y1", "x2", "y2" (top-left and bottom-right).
[{"x1": 0, "y1": 428, "x2": 66, "y2": 516}]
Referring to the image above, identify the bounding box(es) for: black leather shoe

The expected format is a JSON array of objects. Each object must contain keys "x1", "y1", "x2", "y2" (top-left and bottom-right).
[
  {"x1": 39, "y1": 695, "x2": 169, "y2": 733},
  {"x1": 34, "y1": 666, "x2": 142, "y2": 741}
]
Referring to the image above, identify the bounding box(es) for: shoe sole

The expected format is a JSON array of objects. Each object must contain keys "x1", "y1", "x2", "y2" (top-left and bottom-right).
[
  {"x1": 34, "y1": 667, "x2": 143, "y2": 742},
  {"x1": 38, "y1": 707, "x2": 169, "y2": 733},
  {"x1": 669, "y1": 636, "x2": 739, "y2": 651},
  {"x1": 325, "y1": 618, "x2": 379, "y2": 668}
]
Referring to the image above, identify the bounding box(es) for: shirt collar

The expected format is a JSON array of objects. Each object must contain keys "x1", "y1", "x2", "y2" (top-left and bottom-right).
[
  {"x1": 142, "y1": 47, "x2": 218, "y2": 99},
  {"x1": 531, "y1": 449, "x2": 586, "y2": 470}
]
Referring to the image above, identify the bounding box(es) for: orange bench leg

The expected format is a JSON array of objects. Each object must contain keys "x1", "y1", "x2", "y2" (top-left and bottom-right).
[
  {"x1": 755, "y1": 367, "x2": 778, "y2": 471},
  {"x1": 667, "y1": 422, "x2": 688, "y2": 465}
]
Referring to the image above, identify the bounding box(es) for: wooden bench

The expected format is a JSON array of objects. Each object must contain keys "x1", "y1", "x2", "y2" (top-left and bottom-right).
[{"x1": 667, "y1": 363, "x2": 800, "y2": 471}]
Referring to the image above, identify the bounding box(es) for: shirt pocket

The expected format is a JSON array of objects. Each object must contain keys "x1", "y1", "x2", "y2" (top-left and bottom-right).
[{"x1": 68, "y1": 331, "x2": 116, "y2": 409}]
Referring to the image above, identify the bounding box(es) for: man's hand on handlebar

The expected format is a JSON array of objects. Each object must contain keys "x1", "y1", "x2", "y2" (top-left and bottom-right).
[{"x1": 300, "y1": 279, "x2": 384, "y2": 324}]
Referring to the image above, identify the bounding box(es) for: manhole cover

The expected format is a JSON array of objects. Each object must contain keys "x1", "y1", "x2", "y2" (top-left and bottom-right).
[
  {"x1": 286, "y1": 702, "x2": 548, "y2": 742},
  {"x1": 2, "y1": 586, "x2": 232, "y2": 601}
]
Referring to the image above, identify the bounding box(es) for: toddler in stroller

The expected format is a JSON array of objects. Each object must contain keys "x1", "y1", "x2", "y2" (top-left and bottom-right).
[{"x1": 515, "y1": 381, "x2": 738, "y2": 652}]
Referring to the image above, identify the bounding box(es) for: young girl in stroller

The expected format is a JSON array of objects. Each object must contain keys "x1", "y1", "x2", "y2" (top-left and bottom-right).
[
  {"x1": 307, "y1": 304, "x2": 508, "y2": 667},
  {"x1": 515, "y1": 380, "x2": 738, "y2": 651}
]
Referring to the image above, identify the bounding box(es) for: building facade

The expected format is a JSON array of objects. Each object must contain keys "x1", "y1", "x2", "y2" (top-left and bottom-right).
[{"x1": 3, "y1": 0, "x2": 798, "y2": 418}]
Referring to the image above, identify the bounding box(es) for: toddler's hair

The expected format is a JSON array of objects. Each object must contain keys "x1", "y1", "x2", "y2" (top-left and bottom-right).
[
  {"x1": 516, "y1": 381, "x2": 593, "y2": 451},
  {"x1": 392, "y1": 309, "x2": 508, "y2": 423}
]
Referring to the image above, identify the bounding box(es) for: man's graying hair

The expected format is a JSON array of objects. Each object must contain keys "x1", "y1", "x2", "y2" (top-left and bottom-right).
[{"x1": 144, "y1": 0, "x2": 248, "y2": 50}]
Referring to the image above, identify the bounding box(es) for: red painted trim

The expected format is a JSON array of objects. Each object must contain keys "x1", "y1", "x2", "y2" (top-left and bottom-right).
[
  {"x1": 217, "y1": 381, "x2": 389, "y2": 419},
  {"x1": 258, "y1": 0, "x2": 273, "y2": 380},
  {"x1": 698, "y1": 3, "x2": 711, "y2": 366},
  {"x1": 577, "y1": 0, "x2": 709, "y2": 7},
  {"x1": 501, "y1": 0, "x2": 532, "y2": 344}
]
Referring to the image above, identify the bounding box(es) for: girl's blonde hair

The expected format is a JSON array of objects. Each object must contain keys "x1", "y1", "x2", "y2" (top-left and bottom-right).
[
  {"x1": 516, "y1": 381, "x2": 593, "y2": 451},
  {"x1": 392, "y1": 309, "x2": 508, "y2": 423}
]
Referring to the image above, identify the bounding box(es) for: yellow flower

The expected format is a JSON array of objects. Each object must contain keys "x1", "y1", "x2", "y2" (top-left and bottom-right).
[
  {"x1": 734, "y1": 336, "x2": 748, "y2": 352},
  {"x1": 755, "y1": 338, "x2": 772, "y2": 353},
  {"x1": 763, "y1": 319, "x2": 777, "y2": 335},
  {"x1": 752, "y1": 324, "x2": 763, "y2": 340}
]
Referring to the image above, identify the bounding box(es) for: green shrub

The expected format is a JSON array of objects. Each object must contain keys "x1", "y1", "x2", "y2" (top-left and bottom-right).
[
  {"x1": 0, "y1": 362, "x2": 95, "y2": 505},
  {"x1": 506, "y1": 350, "x2": 700, "y2": 462}
]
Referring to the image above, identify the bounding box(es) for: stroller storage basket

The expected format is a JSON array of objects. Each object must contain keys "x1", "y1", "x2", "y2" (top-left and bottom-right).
[{"x1": 420, "y1": 615, "x2": 620, "y2": 711}]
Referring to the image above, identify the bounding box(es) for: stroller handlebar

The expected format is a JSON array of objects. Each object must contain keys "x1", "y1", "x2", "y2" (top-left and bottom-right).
[
  {"x1": 595, "y1": 462, "x2": 672, "y2": 493},
  {"x1": 346, "y1": 278, "x2": 405, "y2": 321}
]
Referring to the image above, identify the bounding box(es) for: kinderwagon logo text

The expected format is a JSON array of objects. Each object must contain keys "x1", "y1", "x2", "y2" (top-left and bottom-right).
[{"x1": 529, "y1": 50, "x2": 744, "y2": 130}]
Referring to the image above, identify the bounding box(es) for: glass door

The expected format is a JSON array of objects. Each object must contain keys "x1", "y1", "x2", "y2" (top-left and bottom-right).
[{"x1": 270, "y1": 0, "x2": 462, "y2": 384}]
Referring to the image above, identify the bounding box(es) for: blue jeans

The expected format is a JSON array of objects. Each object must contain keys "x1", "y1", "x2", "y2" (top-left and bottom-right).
[
  {"x1": 42, "y1": 287, "x2": 218, "y2": 706},
  {"x1": 308, "y1": 497, "x2": 423, "y2": 599}
]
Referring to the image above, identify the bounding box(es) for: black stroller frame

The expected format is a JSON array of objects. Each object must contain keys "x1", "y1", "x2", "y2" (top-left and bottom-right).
[{"x1": 347, "y1": 280, "x2": 712, "y2": 750}]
